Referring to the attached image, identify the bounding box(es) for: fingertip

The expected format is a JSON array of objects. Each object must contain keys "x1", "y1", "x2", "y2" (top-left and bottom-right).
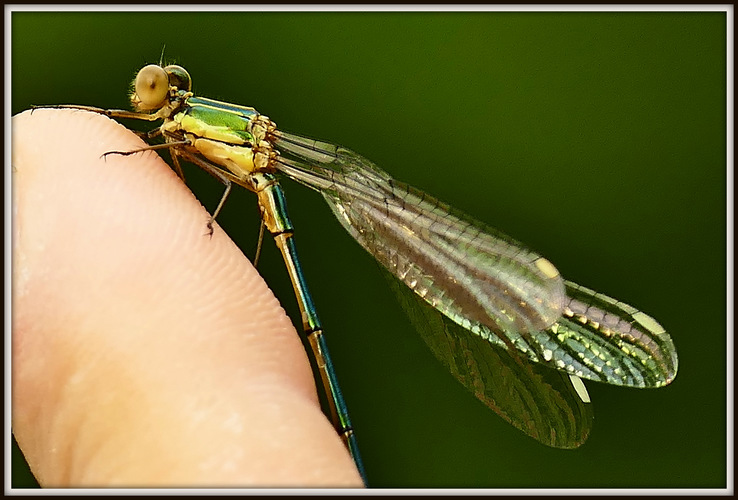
[{"x1": 12, "y1": 109, "x2": 362, "y2": 487}]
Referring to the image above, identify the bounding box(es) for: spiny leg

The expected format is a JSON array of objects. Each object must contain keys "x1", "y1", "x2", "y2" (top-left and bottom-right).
[
  {"x1": 102, "y1": 135, "x2": 236, "y2": 238},
  {"x1": 101, "y1": 140, "x2": 192, "y2": 160},
  {"x1": 253, "y1": 221, "x2": 266, "y2": 267},
  {"x1": 172, "y1": 148, "x2": 267, "y2": 263},
  {"x1": 34, "y1": 104, "x2": 168, "y2": 149},
  {"x1": 169, "y1": 150, "x2": 186, "y2": 182},
  {"x1": 134, "y1": 127, "x2": 164, "y2": 142},
  {"x1": 97, "y1": 131, "x2": 191, "y2": 186},
  {"x1": 174, "y1": 150, "x2": 238, "y2": 237},
  {"x1": 31, "y1": 104, "x2": 163, "y2": 122}
]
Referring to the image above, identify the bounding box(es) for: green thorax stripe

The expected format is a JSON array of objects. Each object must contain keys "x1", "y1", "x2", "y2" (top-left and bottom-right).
[
  {"x1": 187, "y1": 96, "x2": 260, "y2": 119},
  {"x1": 183, "y1": 96, "x2": 261, "y2": 144}
]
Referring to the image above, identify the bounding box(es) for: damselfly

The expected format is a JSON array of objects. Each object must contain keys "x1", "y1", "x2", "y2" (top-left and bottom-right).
[{"x1": 40, "y1": 63, "x2": 679, "y2": 483}]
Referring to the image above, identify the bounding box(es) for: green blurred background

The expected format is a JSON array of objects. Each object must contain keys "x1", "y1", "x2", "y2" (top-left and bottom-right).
[{"x1": 10, "y1": 10, "x2": 727, "y2": 488}]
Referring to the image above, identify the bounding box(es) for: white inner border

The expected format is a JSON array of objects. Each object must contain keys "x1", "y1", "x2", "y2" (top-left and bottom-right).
[{"x1": 4, "y1": 4, "x2": 734, "y2": 496}]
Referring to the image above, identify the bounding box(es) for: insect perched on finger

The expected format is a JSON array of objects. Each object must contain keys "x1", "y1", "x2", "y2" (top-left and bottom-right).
[{"x1": 38, "y1": 62, "x2": 678, "y2": 484}]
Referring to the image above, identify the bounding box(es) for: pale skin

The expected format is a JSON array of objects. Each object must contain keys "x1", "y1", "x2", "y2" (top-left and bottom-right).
[{"x1": 11, "y1": 109, "x2": 364, "y2": 488}]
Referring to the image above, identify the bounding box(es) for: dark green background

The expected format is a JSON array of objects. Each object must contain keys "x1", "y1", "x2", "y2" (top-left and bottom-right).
[{"x1": 11, "y1": 11, "x2": 727, "y2": 488}]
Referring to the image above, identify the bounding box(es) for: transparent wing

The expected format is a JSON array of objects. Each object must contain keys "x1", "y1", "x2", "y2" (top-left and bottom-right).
[
  {"x1": 550, "y1": 281, "x2": 678, "y2": 387},
  {"x1": 272, "y1": 131, "x2": 678, "y2": 388},
  {"x1": 273, "y1": 132, "x2": 567, "y2": 337},
  {"x1": 382, "y1": 268, "x2": 593, "y2": 449}
]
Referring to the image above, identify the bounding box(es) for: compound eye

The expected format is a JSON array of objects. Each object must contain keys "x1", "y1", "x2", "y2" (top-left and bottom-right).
[
  {"x1": 134, "y1": 64, "x2": 169, "y2": 110},
  {"x1": 164, "y1": 65, "x2": 192, "y2": 92}
]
